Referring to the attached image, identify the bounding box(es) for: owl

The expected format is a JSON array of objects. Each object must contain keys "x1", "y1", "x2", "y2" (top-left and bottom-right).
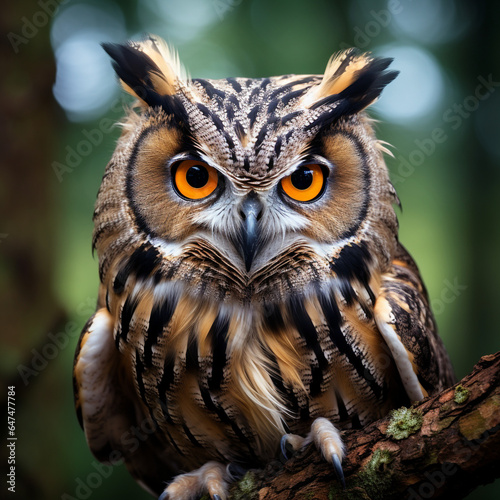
[{"x1": 73, "y1": 35, "x2": 455, "y2": 500}]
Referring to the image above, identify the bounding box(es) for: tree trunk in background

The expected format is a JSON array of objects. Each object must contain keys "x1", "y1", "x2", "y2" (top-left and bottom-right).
[{"x1": 0, "y1": 3, "x2": 64, "y2": 495}]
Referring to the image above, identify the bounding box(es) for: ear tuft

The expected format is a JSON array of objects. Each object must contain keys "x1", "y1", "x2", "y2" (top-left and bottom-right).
[
  {"x1": 102, "y1": 35, "x2": 188, "y2": 107},
  {"x1": 302, "y1": 49, "x2": 398, "y2": 112}
]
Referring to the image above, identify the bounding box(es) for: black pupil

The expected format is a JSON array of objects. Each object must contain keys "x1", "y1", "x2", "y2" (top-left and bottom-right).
[
  {"x1": 291, "y1": 167, "x2": 313, "y2": 190},
  {"x1": 186, "y1": 165, "x2": 209, "y2": 188}
]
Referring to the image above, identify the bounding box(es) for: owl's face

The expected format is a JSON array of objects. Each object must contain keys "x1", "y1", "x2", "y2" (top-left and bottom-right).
[{"x1": 95, "y1": 37, "x2": 399, "y2": 303}]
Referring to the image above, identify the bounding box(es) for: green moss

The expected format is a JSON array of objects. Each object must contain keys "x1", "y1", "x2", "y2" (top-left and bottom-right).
[
  {"x1": 386, "y1": 407, "x2": 423, "y2": 440},
  {"x1": 458, "y1": 396, "x2": 500, "y2": 440},
  {"x1": 231, "y1": 472, "x2": 258, "y2": 500},
  {"x1": 459, "y1": 410, "x2": 485, "y2": 440},
  {"x1": 437, "y1": 416, "x2": 455, "y2": 432},
  {"x1": 364, "y1": 449, "x2": 395, "y2": 472},
  {"x1": 425, "y1": 450, "x2": 439, "y2": 466},
  {"x1": 454, "y1": 385, "x2": 470, "y2": 404},
  {"x1": 439, "y1": 401, "x2": 454, "y2": 413},
  {"x1": 327, "y1": 449, "x2": 396, "y2": 500}
]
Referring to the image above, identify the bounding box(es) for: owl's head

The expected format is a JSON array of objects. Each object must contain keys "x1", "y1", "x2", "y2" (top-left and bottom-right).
[{"x1": 95, "y1": 36, "x2": 399, "y2": 303}]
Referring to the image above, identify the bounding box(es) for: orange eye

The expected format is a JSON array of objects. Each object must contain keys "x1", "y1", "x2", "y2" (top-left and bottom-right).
[
  {"x1": 280, "y1": 164, "x2": 325, "y2": 202},
  {"x1": 173, "y1": 160, "x2": 218, "y2": 200}
]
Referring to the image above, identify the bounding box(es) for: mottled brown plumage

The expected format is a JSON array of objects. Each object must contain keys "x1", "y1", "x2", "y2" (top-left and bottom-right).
[{"x1": 73, "y1": 35, "x2": 455, "y2": 499}]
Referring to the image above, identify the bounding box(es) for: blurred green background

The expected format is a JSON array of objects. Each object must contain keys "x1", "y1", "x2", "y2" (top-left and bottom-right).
[{"x1": 1, "y1": 0, "x2": 499, "y2": 498}]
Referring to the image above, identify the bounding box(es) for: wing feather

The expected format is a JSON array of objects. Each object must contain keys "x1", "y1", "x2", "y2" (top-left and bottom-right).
[
  {"x1": 374, "y1": 244, "x2": 456, "y2": 403},
  {"x1": 73, "y1": 307, "x2": 178, "y2": 495}
]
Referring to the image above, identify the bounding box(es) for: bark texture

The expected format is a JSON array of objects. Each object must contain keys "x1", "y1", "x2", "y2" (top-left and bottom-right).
[{"x1": 228, "y1": 352, "x2": 500, "y2": 500}]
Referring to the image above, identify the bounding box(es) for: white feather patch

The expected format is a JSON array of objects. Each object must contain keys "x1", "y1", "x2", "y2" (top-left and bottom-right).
[
  {"x1": 75, "y1": 309, "x2": 130, "y2": 452},
  {"x1": 374, "y1": 297, "x2": 424, "y2": 402}
]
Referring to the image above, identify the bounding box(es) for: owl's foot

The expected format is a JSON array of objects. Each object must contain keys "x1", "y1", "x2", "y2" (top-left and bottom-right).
[
  {"x1": 158, "y1": 461, "x2": 229, "y2": 500},
  {"x1": 281, "y1": 417, "x2": 345, "y2": 487},
  {"x1": 226, "y1": 463, "x2": 248, "y2": 480}
]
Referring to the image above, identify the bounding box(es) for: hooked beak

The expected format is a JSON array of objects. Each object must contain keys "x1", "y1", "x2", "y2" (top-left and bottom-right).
[{"x1": 239, "y1": 194, "x2": 263, "y2": 273}]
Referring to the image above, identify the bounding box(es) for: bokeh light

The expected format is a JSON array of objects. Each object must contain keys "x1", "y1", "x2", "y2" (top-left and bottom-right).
[
  {"x1": 51, "y1": 2, "x2": 126, "y2": 121},
  {"x1": 137, "y1": 0, "x2": 220, "y2": 43},
  {"x1": 390, "y1": 0, "x2": 475, "y2": 45},
  {"x1": 373, "y1": 44, "x2": 445, "y2": 124},
  {"x1": 474, "y1": 90, "x2": 500, "y2": 162}
]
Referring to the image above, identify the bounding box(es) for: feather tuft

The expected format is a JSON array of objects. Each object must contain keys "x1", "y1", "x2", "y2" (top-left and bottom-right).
[
  {"x1": 102, "y1": 35, "x2": 188, "y2": 107},
  {"x1": 376, "y1": 140, "x2": 394, "y2": 157},
  {"x1": 301, "y1": 49, "x2": 398, "y2": 113}
]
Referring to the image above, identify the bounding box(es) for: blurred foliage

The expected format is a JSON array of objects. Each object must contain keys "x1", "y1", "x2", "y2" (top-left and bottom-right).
[{"x1": 2, "y1": 0, "x2": 500, "y2": 498}]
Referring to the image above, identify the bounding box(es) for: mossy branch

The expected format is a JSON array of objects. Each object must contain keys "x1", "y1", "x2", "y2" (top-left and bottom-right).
[{"x1": 229, "y1": 352, "x2": 500, "y2": 499}]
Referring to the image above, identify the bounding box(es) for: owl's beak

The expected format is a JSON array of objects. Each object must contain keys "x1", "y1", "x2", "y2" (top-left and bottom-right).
[{"x1": 239, "y1": 194, "x2": 262, "y2": 273}]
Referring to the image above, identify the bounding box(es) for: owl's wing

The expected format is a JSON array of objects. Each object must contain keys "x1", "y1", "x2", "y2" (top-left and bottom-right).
[
  {"x1": 374, "y1": 244, "x2": 456, "y2": 402},
  {"x1": 73, "y1": 307, "x2": 176, "y2": 495}
]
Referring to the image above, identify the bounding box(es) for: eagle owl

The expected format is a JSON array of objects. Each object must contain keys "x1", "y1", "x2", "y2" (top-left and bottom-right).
[{"x1": 73, "y1": 36, "x2": 455, "y2": 499}]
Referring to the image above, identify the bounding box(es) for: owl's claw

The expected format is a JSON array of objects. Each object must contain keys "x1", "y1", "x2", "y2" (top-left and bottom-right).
[
  {"x1": 281, "y1": 419, "x2": 346, "y2": 486},
  {"x1": 308, "y1": 418, "x2": 345, "y2": 487},
  {"x1": 158, "y1": 461, "x2": 228, "y2": 500},
  {"x1": 159, "y1": 494, "x2": 223, "y2": 500},
  {"x1": 280, "y1": 434, "x2": 290, "y2": 460},
  {"x1": 331, "y1": 453, "x2": 346, "y2": 489},
  {"x1": 227, "y1": 463, "x2": 248, "y2": 480},
  {"x1": 280, "y1": 433, "x2": 307, "y2": 461}
]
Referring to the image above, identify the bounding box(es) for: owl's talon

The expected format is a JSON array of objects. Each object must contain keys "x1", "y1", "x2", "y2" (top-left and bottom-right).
[
  {"x1": 304, "y1": 418, "x2": 345, "y2": 487},
  {"x1": 280, "y1": 435, "x2": 289, "y2": 460},
  {"x1": 158, "y1": 461, "x2": 228, "y2": 500},
  {"x1": 227, "y1": 463, "x2": 248, "y2": 480},
  {"x1": 280, "y1": 433, "x2": 306, "y2": 461},
  {"x1": 331, "y1": 453, "x2": 346, "y2": 489}
]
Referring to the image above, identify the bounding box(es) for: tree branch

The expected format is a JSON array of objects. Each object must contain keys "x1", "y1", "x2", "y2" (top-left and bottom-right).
[{"x1": 229, "y1": 352, "x2": 500, "y2": 500}]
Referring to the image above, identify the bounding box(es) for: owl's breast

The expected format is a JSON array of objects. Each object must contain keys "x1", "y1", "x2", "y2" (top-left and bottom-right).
[
  {"x1": 105, "y1": 264, "x2": 403, "y2": 468},
  {"x1": 109, "y1": 280, "x2": 283, "y2": 465},
  {"x1": 126, "y1": 235, "x2": 337, "y2": 304}
]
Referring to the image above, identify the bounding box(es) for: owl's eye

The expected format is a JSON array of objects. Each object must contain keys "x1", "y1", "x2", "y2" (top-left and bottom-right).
[
  {"x1": 173, "y1": 160, "x2": 219, "y2": 200},
  {"x1": 280, "y1": 164, "x2": 325, "y2": 202}
]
